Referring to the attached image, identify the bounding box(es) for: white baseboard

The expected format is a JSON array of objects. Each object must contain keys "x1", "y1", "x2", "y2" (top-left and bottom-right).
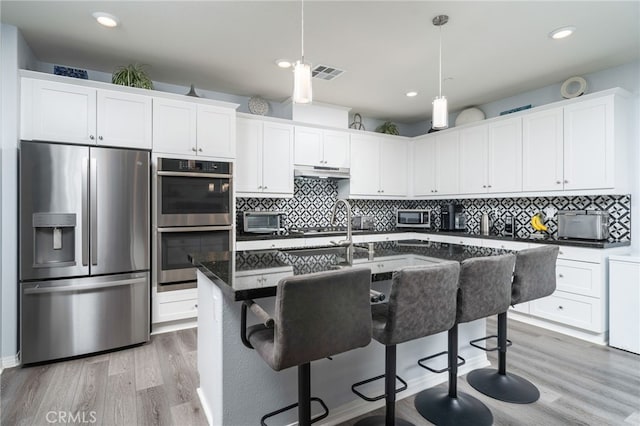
[
  {"x1": 1, "y1": 353, "x2": 21, "y2": 369},
  {"x1": 321, "y1": 354, "x2": 490, "y2": 426},
  {"x1": 508, "y1": 311, "x2": 608, "y2": 345},
  {"x1": 151, "y1": 319, "x2": 197, "y2": 335},
  {"x1": 197, "y1": 387, "x2": 213, "y2": 426}
]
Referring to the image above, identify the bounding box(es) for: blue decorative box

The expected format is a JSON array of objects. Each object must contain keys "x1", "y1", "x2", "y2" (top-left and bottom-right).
[
  {"x1": 54, "y1": 65, "x2": 88, "y2": 79},
  {"x1": 499, "y1": 104, "x2": 532, "y2": 116}
]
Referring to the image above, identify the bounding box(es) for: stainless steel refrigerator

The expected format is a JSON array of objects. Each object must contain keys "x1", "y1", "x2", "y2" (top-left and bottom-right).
[{"x1": 19, "y1": 141, "x2": 150, "y2": 364}]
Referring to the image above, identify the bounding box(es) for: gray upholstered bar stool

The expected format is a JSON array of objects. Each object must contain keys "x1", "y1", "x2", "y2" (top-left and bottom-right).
[
  {"x1": 467, "y1": 245, "x2": 559, "y2": 403},
  {"x1": 352, "y1": 261, "x2": 461, "y2": 426},
  {"x1": 241, "y1": 268, "x2": 373, "y2": 426},
  {"x1": 414, "y1": 254, "x2": 516, "y2": 426}
]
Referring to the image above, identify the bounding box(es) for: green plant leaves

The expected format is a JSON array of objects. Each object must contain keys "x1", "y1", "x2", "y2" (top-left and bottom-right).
[{"x1": 112, "y1": 64, "x2": 153, "y2": 89}]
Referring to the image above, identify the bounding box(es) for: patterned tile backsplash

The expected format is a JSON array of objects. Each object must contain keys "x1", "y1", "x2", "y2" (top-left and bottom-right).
[{"x1": 237, "y1": 178, "x2": 631, "y2": 241}]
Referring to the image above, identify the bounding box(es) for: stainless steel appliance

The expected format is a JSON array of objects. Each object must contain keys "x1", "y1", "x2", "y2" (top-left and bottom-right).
[
  {"x1": 504, "y1": 215, "x2": 515, "y2": 237},
  {"x1": 20, "y1": 141, "x2": 150, "y2": 364},
  {"x1": 440, "y1": 203, "x2": 466, "y2": 231},
  {"x1": 396, "y1": 209, "x2": 431, "y2": 228},
  {"x1": 480, "y1": 213, "x2": 492, "y2": 235},
  {"x1": 156, "y1": 158, "x2": 232, "y2": 227},
  {"x1": 155, "y1": 157, "x2": 233, "y2": 292},
  {"x1": 242, "y1": 211, "x2": 285, "y2": 234},
  {"x1": 558, "y1": 210, "x2": 609, "y2": 240},
  {"x1": 352, "y1": 215, "x2": 375, "y2": 230}
]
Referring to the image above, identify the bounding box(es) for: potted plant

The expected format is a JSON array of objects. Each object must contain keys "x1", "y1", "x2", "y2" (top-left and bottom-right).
[
  {"x1": 112, "y1": 64, "x2": 153, "y2": 89},
  {"x1": 375, "y1": 121, "x2": 400, "y2": 135}
]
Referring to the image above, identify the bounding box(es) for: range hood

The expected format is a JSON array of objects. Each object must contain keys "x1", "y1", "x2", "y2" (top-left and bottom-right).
[{"x1": 294, "y1": 165, "x2": 350, "y2": 179}]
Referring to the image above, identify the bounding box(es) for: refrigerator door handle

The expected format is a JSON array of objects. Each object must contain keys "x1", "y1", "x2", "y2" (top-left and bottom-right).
[
  {"x1": 90, "y1": 157, "x2": 98, "y2": 266},
  {"x1": 81, "y1": 158, "x2": 89, "y2": 266},
  {"x1": 23, "y1": 277, "x2": 147, "y2": 295}
]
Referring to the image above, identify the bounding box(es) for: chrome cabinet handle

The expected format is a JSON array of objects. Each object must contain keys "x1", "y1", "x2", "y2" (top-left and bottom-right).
[
  {"x1": 198, "y1": 148, "x2": 203, "y2": 152},
  {"x1": 488, "y1": 184, "x2": 492, "y2": 188},
  {"x1": 558, "y1": 273, "x2": 564, "y2": 278},
  {"x1": 89, "y1": 135, "x2": 95, "y2": 140},
  {"x1": 90, "y1": 158, "x2": 98, "y2": 266},
  {"x1": 98, "y1": 136, "x2": 103, "y2": 141},
  {"x1": 556, "y1": 180, "x2": 562, "y2": 184},
  {"x1": 482, "y1": 185, "x2": 486, "y2": 188},
  {"x1": 81, "y1": 158, "x2": 89, "y2": 266},
  {"x1": 558, "y1": 305, "x2": 564, "y2": 310},
  {"x1": 192, "y1": 147, "x2": 197, "y2": 152},
  {"x1": 564, "y1": 179, "x2": 569, "y2": 184}
]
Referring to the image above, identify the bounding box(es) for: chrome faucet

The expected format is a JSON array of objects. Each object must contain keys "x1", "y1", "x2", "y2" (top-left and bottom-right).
[{"x1": 330, "y1": 198, "x2": 353, "y2": 248}]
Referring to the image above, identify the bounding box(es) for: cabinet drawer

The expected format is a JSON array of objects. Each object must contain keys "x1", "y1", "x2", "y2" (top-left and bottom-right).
[
  {"x1": 482, "y1": 239, "x2": 530, "y2": 251},
  {"x1": 157, "y1": 298, "x2": 198, "y2": 322},
  {"x1": 555, "y1": 245, "x2": 602, "y2": 263},
  {"x1": 236, "y1": 238, "x2": 306, "y2": 251},
  {"x1": 530, "y1": 291, "x2": 604, "y2": 332},
  {"x1": 556, "y1": 260, "x2": 602, "y2": 298}
]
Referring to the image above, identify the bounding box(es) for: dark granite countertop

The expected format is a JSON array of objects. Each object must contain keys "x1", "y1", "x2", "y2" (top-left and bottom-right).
[
  {"x1": 237, "y1": 228, "x2": 629, "y2": 249},
  {"x1": 191, "y1": 240, "x2": 511, "y2": 301}
]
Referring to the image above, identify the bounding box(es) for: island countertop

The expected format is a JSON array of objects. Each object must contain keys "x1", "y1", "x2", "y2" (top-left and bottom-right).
[{"x1": 190, "y1": 239, "x2": 511, "y2": 301}]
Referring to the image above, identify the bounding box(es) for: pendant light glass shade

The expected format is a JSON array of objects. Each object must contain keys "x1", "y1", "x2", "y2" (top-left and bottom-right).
[
  {"x1": 293, "y1": 60, "x2": 312, "y2": 104},
  {"x1": 432, "y1": 96, "x2": 448, "y2": 129}
]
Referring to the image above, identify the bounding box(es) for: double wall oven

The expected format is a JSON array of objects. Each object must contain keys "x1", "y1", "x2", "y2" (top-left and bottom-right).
[{"x1": 156, "y1": 158, "x2": 232, "y2": 291}]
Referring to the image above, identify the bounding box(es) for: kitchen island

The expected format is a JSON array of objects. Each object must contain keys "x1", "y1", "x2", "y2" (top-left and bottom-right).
[{"x1": 192, "y1": 240, "x2": 510, "y2": 425}]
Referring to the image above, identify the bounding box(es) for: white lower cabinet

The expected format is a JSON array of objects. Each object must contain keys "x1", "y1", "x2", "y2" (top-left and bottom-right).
[
  {"x1": 153, "y1": 288, "x2": 198, "y2": 323},
  {"x1": 530, "y1": 291, "x2": 603, "y2": 333},
  {"x1": 234, "y1": 267, "x2": 294, "y2": 290}
]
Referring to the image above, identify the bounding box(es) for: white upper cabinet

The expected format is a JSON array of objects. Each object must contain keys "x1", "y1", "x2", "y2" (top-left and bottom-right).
[
  {"x1": 294, "y1": 125, "x2": 350, "y2": 168},
  {"x1": 522, "y1": 108, "x2": 564, "y2": 191},
  {"x1": 412, "y1": 132, "x2": 459, "y2": 196},
  {"x1": 236, "y1": 117, "x2": 293, "y2": 197},
  {"x1": 153, "y1": 98, "x2": 235, "y2": 158},
  {"x1": 563, "y1": 96, "x2": 614, "y2": 190},
  {"x1": 434, "y1": 131, "x2": 460, "y2": 195},
  {"x1": 487, "y1": 117, "x2": 523, "y2": 193},
  {"x1": 459, "y1": 125, "x2": 489, "y2": 194},
  {"x1": 343, "y1": 133, "x2": 407, "y2": 198},
  {"x1": 23, "y1": 78, "x2": 152, "y2": 149}
]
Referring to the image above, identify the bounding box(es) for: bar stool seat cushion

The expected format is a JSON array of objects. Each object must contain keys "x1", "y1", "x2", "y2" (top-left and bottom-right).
[
  {"x1": 247, "y1": 268, "x2": 372, "y2": 371},
  {"x1": 370, "y1": 262, "x2": 460, "y2": 346},
  {"x1": 456, "y1": 254, "x2": 516, "y2": 324}
]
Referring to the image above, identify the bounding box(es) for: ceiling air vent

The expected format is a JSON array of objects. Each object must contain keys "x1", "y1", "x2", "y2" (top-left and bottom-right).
[{"x1": 312, "y1": 65, "x2": 345, "y2": 81}]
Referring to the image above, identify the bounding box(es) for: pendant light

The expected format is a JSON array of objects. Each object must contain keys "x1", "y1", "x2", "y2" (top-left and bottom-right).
[
  {"x1": 432, "y1": 14, "x2": 449, "y2": 129},
  {"x1": 293, "y1": 0, "x2": 312, "y2": 103}
]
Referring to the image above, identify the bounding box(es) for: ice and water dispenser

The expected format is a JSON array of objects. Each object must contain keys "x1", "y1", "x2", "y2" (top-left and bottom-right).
[{"x1": 32, "y1": 213, "x2": 77, "y2": 267}]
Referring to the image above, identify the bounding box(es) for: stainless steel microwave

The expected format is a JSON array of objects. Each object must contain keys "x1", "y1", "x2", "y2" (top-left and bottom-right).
[
  {"x1": 396, "y1": 209, "x2": 431, "y2": 228},
  {"x1": 243, "y1": 211, "x2": 285, "y2": 234}
]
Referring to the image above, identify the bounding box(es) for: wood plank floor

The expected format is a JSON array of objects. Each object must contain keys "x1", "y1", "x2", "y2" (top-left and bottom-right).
[{"x1": 1, "y1": 319, "x2": 638, "y2": 425}]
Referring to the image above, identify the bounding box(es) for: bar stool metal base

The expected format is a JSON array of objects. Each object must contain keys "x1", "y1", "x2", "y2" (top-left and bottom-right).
[
  {"x1": 354, "y1": 415, "x2": 415, "y2": 426},
  {"x1": 414, "y1": 388, "x2": 493, "y2": 426},
  {"x1": 467, "y1": 368, "x2": 540, "y2": 404}
]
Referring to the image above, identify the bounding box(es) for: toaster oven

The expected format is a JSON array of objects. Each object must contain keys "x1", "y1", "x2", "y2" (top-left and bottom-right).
[
  {"x1": 558, "y1": 210, "x2": 609, "y2": 240},
  {"x1": 396, "y1": 209, "x2": 431, "y2": 228},
  {"x1": 242, "y1": 211, "x2": 285, "y2": 234}
]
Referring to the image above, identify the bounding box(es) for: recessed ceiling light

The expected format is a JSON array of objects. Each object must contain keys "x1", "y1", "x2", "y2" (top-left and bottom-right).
[
  {"x1": 276, "y1": 59, "x2": 292, "y2": 69},
  {"x1": 549, "y1": 26, "x2": 575, "y2": 40},
  {"x1": 406, "y1": 91, "x2": 418, "y2": 97},
  {"x1": 92, "y1": 12, "x2": 119, "y2": 28}
]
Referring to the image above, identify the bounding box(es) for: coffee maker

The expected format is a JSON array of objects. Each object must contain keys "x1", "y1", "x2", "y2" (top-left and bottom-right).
[{"x1": 440, "y1": 203, "x2": 466, "y2": 231}]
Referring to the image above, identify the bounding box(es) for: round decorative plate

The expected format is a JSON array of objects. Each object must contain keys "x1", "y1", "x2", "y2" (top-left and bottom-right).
[
  {"x1": 455, "y1": 107, "x2": 485, "y2": 127},
  {"x1": 561, "y1": 76, "x2": 587, "y2": 99},
  {"x1": 248, "y1": 96, "x2": 269, "y2": 115}
]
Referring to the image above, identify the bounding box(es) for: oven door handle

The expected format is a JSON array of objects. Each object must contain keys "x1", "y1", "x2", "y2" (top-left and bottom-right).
[
  {"x1": 157, "y1": 171, "x2": 232, "y2": 179},
  {"x1": 157, "y1": 225, "x2": 233, "y2": 233}
]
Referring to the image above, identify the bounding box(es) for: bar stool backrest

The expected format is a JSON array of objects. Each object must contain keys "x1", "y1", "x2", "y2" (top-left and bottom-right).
[
  {"x1": 456, "y1": 254, "x2": 516, "y2": 324},
  {"x1": 511, "y1": 246, "x2": 559, "y2": 305},
  {"x1": 272, "y1": 267, "x2": 372, "y2": 370},
  {"x1": 377, "y1": 262, "x2": 460, "y2": 345}
]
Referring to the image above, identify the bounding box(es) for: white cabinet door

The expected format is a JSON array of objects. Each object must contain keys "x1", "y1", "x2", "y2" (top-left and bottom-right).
[
  {"x1": 459, "y1": 125, "x2": 488, "y2": 194},
  {"x1": 522, "y1": 108, "x2": 563, "y2": 191},
  {"x1": 197, "y1": 105, "x2": 235, "y2": 158},
  {"x1": 322, "y1": 130, "x2": 350, "y2": 168},
  {"x1": 435, "y1": 131, "x2": 460, "y2": 195},
  {"x1": 563, "y1": 97, "x2": 613, "y2": 190},
  {"x1": 97, "y1": 90, "x2": 152, "y2": 149},
  {"x1": 412, "y1": 136, "x2": 436, "y2": 196},
  {"x1": 152, "y1": 98, "x2": 197, "y2": 156},
  {"x1": 380, "y1": 136, "x2": 408, "y2": 196},
  {"x1": 262, "y1": 122, "x2": 294, "y2": 195},
  {"x1": 236, "y1": 118, "x2": 263, "y2": 193},
  {"x1": 294, "y1": 126, "x2": 323, "y2": 166},
  {"x1": 488, "y1": 117, "x2": 522, "y2": 193},
  {"x1": 349, "y1": 133, "x2": 381, "y2": 196},
  {"x1": 31, "y1": 79, "x2": 97, "y2": 145}
]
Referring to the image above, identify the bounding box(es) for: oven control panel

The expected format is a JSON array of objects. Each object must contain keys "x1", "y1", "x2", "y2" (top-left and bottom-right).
[{"x1": 159, "y1": 158, "x2": 231, "y2": 174}]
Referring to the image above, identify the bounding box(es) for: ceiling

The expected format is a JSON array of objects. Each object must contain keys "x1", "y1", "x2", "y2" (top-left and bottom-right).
[{"x1": 2, "y1": 1, "x2": 639, "y2": 123}]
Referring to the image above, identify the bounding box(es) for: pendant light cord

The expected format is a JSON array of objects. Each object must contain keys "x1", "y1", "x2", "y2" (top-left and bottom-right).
[
  {"x1": 438, "y1": 22, "x2": 442, "y2": 97},
  {"x1": 301, "y1": 0, "x2": 305, "y2": 62}
]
